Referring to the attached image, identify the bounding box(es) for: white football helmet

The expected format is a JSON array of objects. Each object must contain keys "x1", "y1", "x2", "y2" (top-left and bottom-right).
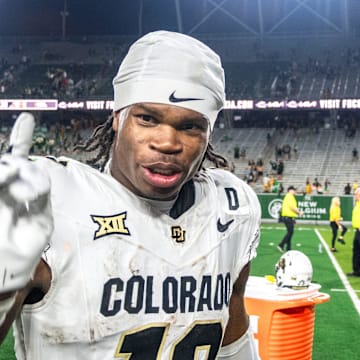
[{"x1": 275, "y1": 250, "x2": 313, "y2": 289}]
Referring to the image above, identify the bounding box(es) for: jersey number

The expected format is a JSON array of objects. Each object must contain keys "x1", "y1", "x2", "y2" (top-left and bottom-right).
[{"x1": 114, "y1": 321, "x2": 223, "y2": 359}]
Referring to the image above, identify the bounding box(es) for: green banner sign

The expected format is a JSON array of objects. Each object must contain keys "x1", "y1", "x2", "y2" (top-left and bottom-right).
[{"x1": 258, "y1": 194, "x2": 354, "y2": 222}]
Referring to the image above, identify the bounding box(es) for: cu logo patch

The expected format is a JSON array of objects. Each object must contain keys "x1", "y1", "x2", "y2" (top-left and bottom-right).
[
  {"x1": 268, "y1": 199, "x2": 283, "y2": 220},
  {"x1": 171, "y1": 226, "x2": 186, "y2": 243}
]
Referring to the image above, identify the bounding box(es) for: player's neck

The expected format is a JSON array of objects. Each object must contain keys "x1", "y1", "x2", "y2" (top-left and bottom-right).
[{"x1": 141, "y1": 197, "x2": 177, "y2": 214}]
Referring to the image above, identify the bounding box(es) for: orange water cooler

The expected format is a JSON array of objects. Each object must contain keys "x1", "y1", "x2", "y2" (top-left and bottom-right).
[{"x1": 244, "y1": 276, "x2": 330, "y2": 360}]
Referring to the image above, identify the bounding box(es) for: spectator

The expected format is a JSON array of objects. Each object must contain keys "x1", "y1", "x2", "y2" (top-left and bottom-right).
[
  {"x1": 324, "y1": 178, "x2": 331, "y2": 193},
  {"x1": 344, "y1": 183, "x2": 352, "y2": 195},
  {"x1": 305, "y1": 178, "x2": 312, "y2": 195},
  {"x1": 269, "y1": 160, "x2": 277, "y2": 174},
  {"x1": 312, "y1": 178, "x2": 320, "y2": 192},
  {"x1": 255, "y1": 158, "x2": 264, "y2": 177},
  {"x1": 352, "y1": 147, "x2": 358, "y2": 161},
  {"x1": 276, "y1": 160, "x2": 284, "y2": 178},
  {"x1": 240, "y1": 146, "x2": 246, "y2": 158},
  {"x1": 275, "y1": 145, "x2": 282, "y2": 160},
  {"x1": 293, "y1": 143, "x2": 298, "y2": 158},
  {"x1": 234, "y1": 145, "x2": 240, "y2": 159},
  {"x1": 317, "y1": 184, "x2": 324, "y2": 194},
  {"x1": 266, "y1": 132, "x2": 271, "y2": 143},
  {"x1": 282, "y1": 144, "x2": 291, "y2": 160},
  {"x1": 262, "y1": 173, "x2": 271, "y2": 192}
]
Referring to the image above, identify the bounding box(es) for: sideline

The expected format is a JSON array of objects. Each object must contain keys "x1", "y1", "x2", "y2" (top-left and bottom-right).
[
  {"x1": 261, "y1": 225, "x2": 319, "y2": 231},
  {"x1": 315, "y1": 228, "x2": 360, "y2": 317}
]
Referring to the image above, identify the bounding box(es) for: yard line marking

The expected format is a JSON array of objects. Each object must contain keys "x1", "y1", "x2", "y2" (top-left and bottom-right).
[
  {"x1": 331, "y1": 288, "x2": 360, "y2": 293},
  {"x1": 261, "y1": 226, "x2": 314, "y2": 231},
  {"x1": 315, "y1": 228, "x2": 360, "y2": 317}
]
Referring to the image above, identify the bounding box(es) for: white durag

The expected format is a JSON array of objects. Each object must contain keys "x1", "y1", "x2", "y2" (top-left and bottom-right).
[{"x1": 112, "y1": 30, "x2": 226, "y2": 130}]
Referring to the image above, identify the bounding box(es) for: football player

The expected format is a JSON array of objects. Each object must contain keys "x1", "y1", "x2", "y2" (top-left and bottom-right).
[{"x1": 0, "y1": 31, "x2": 261, "y2": 359}]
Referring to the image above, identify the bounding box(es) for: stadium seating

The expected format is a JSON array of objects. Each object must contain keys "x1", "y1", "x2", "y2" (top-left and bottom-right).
[
  {"x1": 1, "y1": 37, "x2": 360, "y2": 196},
  {"x1": 1, "y1": 36, "x2": 360, "y2": 100},
  {"x1": 212, "y1": 126, "x2": 360, "y2": 195}
]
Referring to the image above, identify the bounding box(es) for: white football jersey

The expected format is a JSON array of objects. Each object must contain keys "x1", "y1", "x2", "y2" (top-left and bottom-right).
[{"x1": 14, "y1": 157, "x2": 261, "y2": 360}]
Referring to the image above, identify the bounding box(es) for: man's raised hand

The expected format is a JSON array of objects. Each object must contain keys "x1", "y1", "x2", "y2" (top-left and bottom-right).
[
  {"x1": 0, "y1": 112, "x2": 53, "y2": 293},
  {"x1": 9, "y1": 112, "x2": 36, "y2": 158}
]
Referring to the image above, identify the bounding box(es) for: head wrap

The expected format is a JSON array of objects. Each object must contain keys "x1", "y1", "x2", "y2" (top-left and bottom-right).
[{"x1": 113, "y1": 30, "x2": 225, "y2": 130}]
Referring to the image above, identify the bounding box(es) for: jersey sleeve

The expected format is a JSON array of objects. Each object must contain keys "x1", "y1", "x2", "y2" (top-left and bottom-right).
[
  {"x1": 208, "y1": 168, "x2": 262, "y2": 276},
  {"x1": 234, "y1": 174, "x2": 262, "y2": 266}
]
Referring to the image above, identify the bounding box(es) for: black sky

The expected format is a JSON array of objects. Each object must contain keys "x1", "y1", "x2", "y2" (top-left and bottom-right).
[
  {"x1": 0, "y1": 0, "x2": 144, "y2": 36},
  {"x1": 1, "y1": 0, "x2": 360, "y2": 38}
]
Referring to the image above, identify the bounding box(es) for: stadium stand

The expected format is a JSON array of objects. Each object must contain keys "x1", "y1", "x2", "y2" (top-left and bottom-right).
[
  {"x1": 211, "y1": 125, "x2": 360, "y2": 196},
  {"x1": 1, "y1": 36, "x2": 360, "y2": 100},
  {"x1": 1, "y1": 37, "x2": 360, "y2": 196}
]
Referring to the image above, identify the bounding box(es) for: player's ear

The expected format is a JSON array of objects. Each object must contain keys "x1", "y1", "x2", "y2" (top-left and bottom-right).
[{"x1": 112, "y1": 111, "x2": 120, "y2": 132}]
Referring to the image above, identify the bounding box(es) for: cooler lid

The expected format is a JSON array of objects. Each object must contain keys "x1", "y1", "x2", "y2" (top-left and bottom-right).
[{"x1": 245, "y1": 275, "x2": 322, "y2": 301}]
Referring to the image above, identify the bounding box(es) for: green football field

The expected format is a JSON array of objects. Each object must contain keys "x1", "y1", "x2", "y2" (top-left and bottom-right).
[{"x1": 1, "y1": 223, "x2": 359, "y2": 359}]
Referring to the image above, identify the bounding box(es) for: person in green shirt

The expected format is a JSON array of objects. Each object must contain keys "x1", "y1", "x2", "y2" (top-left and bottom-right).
[
  {"x1": 277, "y1": 186, "x2": 303, "y2": 252},
  {"x1": 348, "y1": 188, "x2": 360, "y2": 276}
]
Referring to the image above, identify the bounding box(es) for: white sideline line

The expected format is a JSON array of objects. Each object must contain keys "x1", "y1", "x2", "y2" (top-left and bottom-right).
[
  {"x1": 315, "y1": 228, "x2": 360, "y2": 317},
  {"x1": 331, "y1": 288, "x2": 360, "y2": 293},
  {"x1": 261, "y1": 226, "x2": 314, "y2": 231}
]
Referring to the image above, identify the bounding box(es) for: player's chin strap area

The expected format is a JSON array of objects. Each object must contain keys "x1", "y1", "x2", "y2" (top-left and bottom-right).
[
  {"x1": 0, "y1": 292, "x2": 17, "y2": 327},
  {"x1": 217, "y1": 326, "x2": 260, "y2": 360}
]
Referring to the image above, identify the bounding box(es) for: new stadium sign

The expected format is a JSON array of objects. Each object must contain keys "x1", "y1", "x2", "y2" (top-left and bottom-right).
[
  {"x1": 259, "y1": 194, "x2": 353, "y2": 222},
  {"x1": 297, "y1": 199, "x2": 327, "y2": 220}
]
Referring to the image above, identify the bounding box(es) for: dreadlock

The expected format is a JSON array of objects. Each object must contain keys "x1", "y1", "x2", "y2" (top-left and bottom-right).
[
  {"x1": 73, "y1": 114, "x2": 115, "y2": 171},
  {"x1": 75, "y1": 114, "x2": 233, "y2": 172},
  {"x1": 202, "y1": 141, "x2": 233, "y2": 171}
]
